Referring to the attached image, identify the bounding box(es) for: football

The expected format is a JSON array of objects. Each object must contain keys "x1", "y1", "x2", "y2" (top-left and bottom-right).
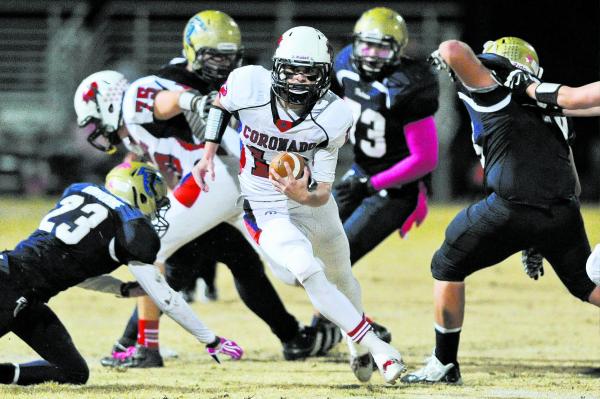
[{"x1": 270, "y1": 152, "x2": 305, "y2": 179}]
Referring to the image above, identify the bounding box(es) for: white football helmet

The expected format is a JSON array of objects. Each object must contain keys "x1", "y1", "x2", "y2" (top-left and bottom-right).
[
  {"x1": 272, "y1": 26, "x2": 333, "y2": 107},
  {"x1": 74, "y1": 70, "x2": 129, "y2": 153}
]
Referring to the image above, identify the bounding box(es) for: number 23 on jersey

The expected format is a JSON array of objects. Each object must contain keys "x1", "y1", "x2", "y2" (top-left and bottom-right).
[{"x1": 39, "y1": 195, "x2": 108, "y2": 244}]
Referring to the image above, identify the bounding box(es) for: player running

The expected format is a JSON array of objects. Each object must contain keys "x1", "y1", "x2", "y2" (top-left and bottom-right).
[
  {"x1": 0, "y1": 162, "x2": 242, "y2": 385},
  {"x1": 193, "y1": 26, "x2": 406, "y2": 385},
  {"x1": 74, "y1": 11, "x2": 336, "y2": 368}
]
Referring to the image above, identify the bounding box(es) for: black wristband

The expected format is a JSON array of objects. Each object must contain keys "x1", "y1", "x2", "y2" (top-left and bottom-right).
[
  {"x1": 206, "y1": 336, "x2": 221, "y2": 348},
  {"x1": 535, "y1": 83, "x2": 562, "y2": 106},
  {"x1": 204, "y1": 106, "x2": 232, "y2": 144}
]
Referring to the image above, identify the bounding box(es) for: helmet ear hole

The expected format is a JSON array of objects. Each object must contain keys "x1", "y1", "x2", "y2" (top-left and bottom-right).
[{"x1": 140, "y1": 193, "x2": 148, "y2": 204}]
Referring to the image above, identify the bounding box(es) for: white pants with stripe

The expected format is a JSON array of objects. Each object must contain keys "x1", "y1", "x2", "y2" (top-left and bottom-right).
[{"x1": 245, "y1": 196, "x2": 365, "y2": 334}]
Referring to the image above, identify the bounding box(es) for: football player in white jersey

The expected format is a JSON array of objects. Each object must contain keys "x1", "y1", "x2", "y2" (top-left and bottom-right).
[
  {"x1": 74, "y1": 12, "x2": 335, "y2": 368},
  {"x1": 192, "y1": 26, "x2": 406, "y2": 384}
]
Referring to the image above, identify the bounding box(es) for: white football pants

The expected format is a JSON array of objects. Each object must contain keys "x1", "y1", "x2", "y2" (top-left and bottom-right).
[
  {"x1": 156, "y1": 154, "x2": 244, "y2": 264},
  {"x1": 246, "y1": 196, "x2": 365, "y2": 331}
]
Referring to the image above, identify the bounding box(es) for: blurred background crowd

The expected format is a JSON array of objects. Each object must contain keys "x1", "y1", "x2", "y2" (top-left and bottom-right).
[{"x1": 0, "y1": 0, "x2": 598, "y2": 202}]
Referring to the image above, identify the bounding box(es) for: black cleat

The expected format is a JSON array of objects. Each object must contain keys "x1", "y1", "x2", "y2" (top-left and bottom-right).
[
  {"x1": 370, "y1": 320, "x2": 392, "y2": 343},
  {"x1": 282, "y1": 326, "x2": 318, "y2": 361}
]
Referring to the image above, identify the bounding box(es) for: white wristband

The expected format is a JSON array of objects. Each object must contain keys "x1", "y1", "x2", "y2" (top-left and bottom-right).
[{"x1": 178, "y1": 91, "x2": 198, "y2": 112}]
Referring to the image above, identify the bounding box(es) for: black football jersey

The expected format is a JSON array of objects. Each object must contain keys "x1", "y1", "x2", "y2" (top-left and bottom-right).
[
  {"x1": 334, "y1": 45, "x2": 439, "y2": 176},
  {"x1": 7, "y1": 183, "x2": 159, "y2": 301},
  {"x1": 456, "y1": 79, "x2": 576, "y2": 205}
]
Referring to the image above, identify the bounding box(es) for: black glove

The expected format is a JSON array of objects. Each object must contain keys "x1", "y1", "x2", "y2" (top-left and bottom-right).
[
  {"x1": 477, "y1": 53, "x2": 540, "y2": 96},
  {"x1": 428, "y1": 50, "x2": 456, "y2": 81},
  {"x1": 120, "y1": 281, "x2": 146, "y2": 297},
  {"x1": 521, "y1": 248, "x2": 544, "y2": 280},
  {"x1": 335, "y1": 174, "x2": 376, "y2": 209},
  {"x1": 311, "y1": 315, "x2": 343, "y2": 356},
  {"x1": 503, "y1": 70, "x2": 540, "y2": 97}
]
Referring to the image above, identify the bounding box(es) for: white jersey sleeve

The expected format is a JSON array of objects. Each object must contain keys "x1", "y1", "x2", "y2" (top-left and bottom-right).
[
  {"x1": 218, "y1": 65, "x2": 272, "y2": 112},
  {"x1": 311, "y1": 94, "x2": 353, "y2": 183},
  {"x1": 122, "y1": 75, "x2": 187, "y2": 127}
]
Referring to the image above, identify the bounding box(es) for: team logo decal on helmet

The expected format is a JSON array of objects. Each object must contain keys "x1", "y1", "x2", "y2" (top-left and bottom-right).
[
  {"x1": 271, "y1": 26, "x2": 333, "y2": 108},
  {"x1": 183, "y1": 10, "x2": 244, "y2": 83},
  {"x1": 74, "y1": 70, "x2": 129, "y2": 154},
  {"x1": 352, "y1": 7, "x2": 408, "y2": 79},
  {"x1": 482, "y1": 37, "x2": 543, "y2": 78}
]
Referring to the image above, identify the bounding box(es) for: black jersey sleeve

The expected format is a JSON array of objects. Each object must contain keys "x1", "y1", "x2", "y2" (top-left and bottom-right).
[
  {"x1": 391, "y1": 62, "x2": 440, "y2": 124},
  {"x1": 115, "y1": 218, "x2": 160, "y2": 265}
]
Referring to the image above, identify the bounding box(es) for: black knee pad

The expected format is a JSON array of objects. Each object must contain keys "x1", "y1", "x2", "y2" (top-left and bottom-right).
[
  {"x1": 564, "y1": 279, "x2": 596, "y2": 302},
  {"x1": 431, "y1": 249, "x2": 466, "y2": 282}
]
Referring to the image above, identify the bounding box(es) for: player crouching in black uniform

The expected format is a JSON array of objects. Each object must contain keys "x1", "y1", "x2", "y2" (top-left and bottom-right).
[{"x1": 0, "y1": 162, "x2": 241, "y2": 385}]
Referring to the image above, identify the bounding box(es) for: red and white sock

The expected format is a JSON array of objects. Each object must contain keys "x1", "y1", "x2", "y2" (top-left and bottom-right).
[
  {"x1": 347, "y1": 314, "x2": 373, "y2": 344},
  {"x1": 137, "y1": 319, "x2": 159, "y2": 349}
]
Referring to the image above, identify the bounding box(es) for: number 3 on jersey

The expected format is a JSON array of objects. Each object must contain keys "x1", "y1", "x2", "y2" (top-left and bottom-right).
[
  {"x1": 39, "y1": 195, "x2": 108, "y2": 244},
  {"x1": 345, "y1": 97, "x2": 386, "y2": 158}
]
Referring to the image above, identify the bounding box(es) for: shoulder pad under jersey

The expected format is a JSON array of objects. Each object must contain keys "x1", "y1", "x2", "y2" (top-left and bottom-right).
[{"x1": 218, "y1": 65, "x2": 271, "y2": 112}]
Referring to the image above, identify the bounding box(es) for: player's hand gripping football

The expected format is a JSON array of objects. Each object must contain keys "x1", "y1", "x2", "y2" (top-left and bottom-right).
[
  {"x1": 206, "y1": 336, "x2": 244, "y2": 363},
  {"x1": 521, "y1": 247, "x2": 544, "y2": 280},
  {"x1": 269, "y1": 162, "x2": 311, "y2": 203}
]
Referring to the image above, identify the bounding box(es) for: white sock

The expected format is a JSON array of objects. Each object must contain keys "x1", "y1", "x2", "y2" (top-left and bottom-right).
[
  {"x1": 346, "y1": 335, "x2": 369, "y2": 357},
  {"x1": 360, "y1": 330, "x2": 393, "y2": 356},
  {"x1": 302, "y1": 271, "x2": 362, "y2": 332}
]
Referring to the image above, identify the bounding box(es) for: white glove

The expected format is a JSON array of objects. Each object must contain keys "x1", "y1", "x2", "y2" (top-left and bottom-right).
[{"x1": 428, "y1": 50, "x2": 455, "y2": 81}]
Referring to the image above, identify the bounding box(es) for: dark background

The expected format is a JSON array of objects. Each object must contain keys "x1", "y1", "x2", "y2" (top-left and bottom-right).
[
  {"x1": 457, "y1": 0, "x2": 600, "y2": 199},
  {"x1": 0, "y1": 0, "x2": 598, "y2": 201}
]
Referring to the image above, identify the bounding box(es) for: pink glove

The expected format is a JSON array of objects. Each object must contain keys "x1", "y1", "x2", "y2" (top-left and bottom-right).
[
  {"x1": 399, "y1": 181, "x2": 429, "y2": 238},
  {"x1": 206, "y1": 337, "x2": 244, "y2": 363}
]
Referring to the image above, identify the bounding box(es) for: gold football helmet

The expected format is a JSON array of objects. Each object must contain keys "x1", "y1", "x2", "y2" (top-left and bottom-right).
[
  {"x1": 183, "y1": 10, "x2": 243, "y2": 82},
  {"x1": 482, "y1": 37, "x2": 542, "y2": 78},
  {"x1": 352, "y1": 7, "x2": 408, "y2": 78},
  {"x1": 105, "y1": 162, "x2": 170, "y2": 235}
]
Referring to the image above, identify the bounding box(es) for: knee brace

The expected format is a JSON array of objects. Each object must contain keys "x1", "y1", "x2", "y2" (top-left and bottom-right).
[{"x1": 431, "y1": 249, "x2": 466, "y2": 282}]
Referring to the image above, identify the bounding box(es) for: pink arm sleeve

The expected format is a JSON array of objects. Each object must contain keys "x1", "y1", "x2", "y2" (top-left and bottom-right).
[{"x1": 370, "y1": 116, "x2": 439, "y2": 191}]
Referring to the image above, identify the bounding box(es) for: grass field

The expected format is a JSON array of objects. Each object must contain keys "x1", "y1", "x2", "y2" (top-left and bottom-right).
[{"x1": 0, "y1": 197, "x2": 599, "y2": 399}]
